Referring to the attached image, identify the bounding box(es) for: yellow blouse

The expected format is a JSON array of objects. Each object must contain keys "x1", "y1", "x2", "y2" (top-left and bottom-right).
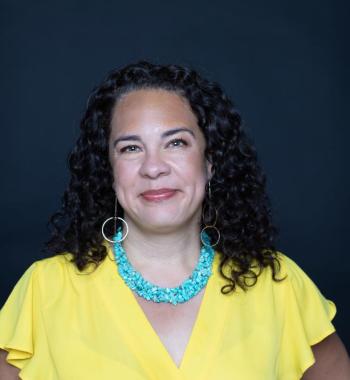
[{"x1": 0, "y1": 247, "x2": 336, "y2": 380}]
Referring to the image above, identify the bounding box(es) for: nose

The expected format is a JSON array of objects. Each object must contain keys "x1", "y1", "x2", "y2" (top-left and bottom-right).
[{"x1": 138, "y1": 150, "x2": 171, "y2": 179}]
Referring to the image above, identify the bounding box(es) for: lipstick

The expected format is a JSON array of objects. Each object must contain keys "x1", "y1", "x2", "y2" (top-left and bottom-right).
[{"x1": 141, "y1": 188, "x2": 177, "y2": 201}]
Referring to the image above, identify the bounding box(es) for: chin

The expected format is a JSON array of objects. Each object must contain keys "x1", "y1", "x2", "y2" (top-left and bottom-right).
[
  {"x1": 127, "y1": 198, "x2": 201, "y2": 231},
  {"x1": 145, "y1": 223, "x2": 183, "y2": 234},
  {"x1": 144, "y1": 215, "x2": 182, "y2": 229},
  {"x1": 131, "y1": 208, "x2": 175, "y2": 226}
]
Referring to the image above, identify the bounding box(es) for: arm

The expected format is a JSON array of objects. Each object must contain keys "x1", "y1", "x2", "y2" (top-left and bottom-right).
[
  {"x1": 301, "y1": 332, "x2": 350, "y2": 380},
  {"x1": 0, "y1": 349, "x2": 20, "y2": 380}
]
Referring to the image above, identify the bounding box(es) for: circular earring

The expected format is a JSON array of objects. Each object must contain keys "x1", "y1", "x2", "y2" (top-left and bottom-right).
[
  {"x1": 200, "y1": 181, "x2": 220, "y2": 247},
  {"x1": 101, "y1": 198, "x2": 129, "y2": 243}
]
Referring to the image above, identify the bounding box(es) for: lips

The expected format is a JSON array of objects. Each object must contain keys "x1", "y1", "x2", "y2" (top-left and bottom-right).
[{"x1": 141, "y1": 188, "x2": 177, "y2": 201}]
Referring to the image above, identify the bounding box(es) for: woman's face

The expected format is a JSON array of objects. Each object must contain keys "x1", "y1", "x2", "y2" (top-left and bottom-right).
[{"x1": 109, "y1": 89, "x2": 212, "y2": 234}]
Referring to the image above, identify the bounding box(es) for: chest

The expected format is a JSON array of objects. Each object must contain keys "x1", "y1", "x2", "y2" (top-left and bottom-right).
[
  {"x1": 41, "y1": 259, "x2": 286, "y2": 379},
  {"x1": 134, "y1": 290, "x2": 205, "y2": 367}
]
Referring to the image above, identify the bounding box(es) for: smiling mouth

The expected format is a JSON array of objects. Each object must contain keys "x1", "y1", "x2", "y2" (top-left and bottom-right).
[{"x1": 140, "y1": 189, "x2": 178, "y2": 202}]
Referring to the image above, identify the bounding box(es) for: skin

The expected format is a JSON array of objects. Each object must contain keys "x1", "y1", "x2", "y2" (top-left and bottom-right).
[
  {"x1": 108, "y1": 89, "x2": 214, "y2": 366},
  {"x1": 301, "y1": 333, "x2": 350, "y2": 379},
  {"x1": 1, "y1": 89, "x2": 349, "y2": 378},
  {"x1": 108, "y1": 89, "x2": 213, "y2": 279}
]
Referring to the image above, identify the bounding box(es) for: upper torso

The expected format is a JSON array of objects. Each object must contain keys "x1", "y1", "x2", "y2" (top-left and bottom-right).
[
  {"x1": 134, "y1": 288, "x2": 205, "y2": 368},
  {"x1": 0, "y1": 246, "x2": 336, "y2": 380}
]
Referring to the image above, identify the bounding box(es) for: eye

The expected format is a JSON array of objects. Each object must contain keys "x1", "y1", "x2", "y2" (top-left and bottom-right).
[
  {"x1": 167, "y1": 138, "x2": 188, "y2": 148},
  {"x1": 119, "y1": 145, "x2": 141, "y2": 153}
]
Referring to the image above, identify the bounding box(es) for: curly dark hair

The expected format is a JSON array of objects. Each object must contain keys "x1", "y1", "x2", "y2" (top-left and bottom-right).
[{"x1": 46, "y1": 60, "x2": 284, "y2": 294}]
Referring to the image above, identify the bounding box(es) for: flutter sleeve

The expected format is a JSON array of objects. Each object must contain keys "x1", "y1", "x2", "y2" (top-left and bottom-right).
[
  {"x1": 0, "y1": 262, "x2": 38, "y2": 370},
  {"x1": 277, "y1": 254, "x2": 337, "y2": 379}
]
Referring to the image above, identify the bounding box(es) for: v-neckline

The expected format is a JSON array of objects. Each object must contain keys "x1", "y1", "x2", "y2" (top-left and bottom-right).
[{"x1": 104, "y1": 244, "x2": 229, "y2": 379}]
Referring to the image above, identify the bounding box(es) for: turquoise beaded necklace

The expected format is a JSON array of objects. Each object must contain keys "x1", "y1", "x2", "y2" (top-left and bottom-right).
[{"x1": 112, "y1": 228, "x2": 215, "y2": 305}]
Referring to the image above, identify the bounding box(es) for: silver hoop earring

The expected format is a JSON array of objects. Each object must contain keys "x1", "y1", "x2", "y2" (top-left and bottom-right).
[
  {"x1": 200, "y1": 181, "x2": 220, "y2": 247},
  {"x1": 101, "y1": 198, "x2": 129, "y2": 243}
]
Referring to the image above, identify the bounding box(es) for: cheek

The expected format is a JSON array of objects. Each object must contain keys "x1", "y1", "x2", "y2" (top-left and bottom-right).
[
  {"x1": 181, "y1": 151, "x2": 208, "y2": 180},
  {"x1": 112, "y1": 160, "x2": 138, "y2": 194},
  {"x1": 113, "y1": 157, "x2": 132, "y2": 177}
]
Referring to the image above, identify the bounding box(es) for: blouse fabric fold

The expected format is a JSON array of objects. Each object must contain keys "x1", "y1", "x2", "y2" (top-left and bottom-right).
[{"x1": 0, "y1": 248, "x2": 336, "y2": 380}]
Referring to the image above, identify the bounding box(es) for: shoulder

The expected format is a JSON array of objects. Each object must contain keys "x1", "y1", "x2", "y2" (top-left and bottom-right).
[
  {"x1": 272, "y1": 252, "x2": 333, "y2": 303},
  {"x1": 262, "y1": 250, "x2": 318, "y2": 287},
  {"x1": 266, "y1": 251, "x2": 336, "y2": 331},
  {"x1": 35, "y1": 252, "x2": 74, "y2": 269},
  {"x1": 1, "y1": 254, "x2": 75, "y2": 300},
  {"x1": 17, "y1": 253, "x2": 105, "y2": 301},
  {"x1": 245, "y1": 251, "x2": 336, "y2": 318},
  {"x1": 262, "y1": 251, "x2": 331, "y2": 298},
  {"x1": 9, "y1": 254, "x2": 75, "y2": 301},
  {"x1": 215, "y1": 249, "x2": 313, "y2": 293},
  {"x1": 31, "y1": 251, "x2": 106, "y2": 278},
  {"x1": 29, "y1": 253, "x2": 75, "y2": 283}
]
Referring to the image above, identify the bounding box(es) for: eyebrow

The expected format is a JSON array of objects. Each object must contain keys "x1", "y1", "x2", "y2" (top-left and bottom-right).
[{"x1": 112, "y1": 127, "x2": 196, "y2": 147}]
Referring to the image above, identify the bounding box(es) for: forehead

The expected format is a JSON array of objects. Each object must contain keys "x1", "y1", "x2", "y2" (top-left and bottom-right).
[{"x1": 110, "y1": 89, "x2": 198, "y2": 133}]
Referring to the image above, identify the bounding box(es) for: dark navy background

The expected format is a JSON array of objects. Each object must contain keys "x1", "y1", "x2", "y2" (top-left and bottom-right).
[{"x1": 1, "y1": 0, "x2": 349, "y2": 348}]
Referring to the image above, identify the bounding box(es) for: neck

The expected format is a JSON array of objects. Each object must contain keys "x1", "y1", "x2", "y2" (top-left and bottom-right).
[{"x1": 120, "y1": 218, "x2": 202, "y2": 286}]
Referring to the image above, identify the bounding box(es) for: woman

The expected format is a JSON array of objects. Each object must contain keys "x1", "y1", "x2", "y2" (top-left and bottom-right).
[{"x1": 0, "y1": 61, "x2": 349, "y2": 379}]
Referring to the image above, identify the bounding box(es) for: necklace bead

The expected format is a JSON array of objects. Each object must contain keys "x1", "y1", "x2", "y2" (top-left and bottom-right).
[{"x1": 112, "y1": 229, "x2": 215, "y2": 305}]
